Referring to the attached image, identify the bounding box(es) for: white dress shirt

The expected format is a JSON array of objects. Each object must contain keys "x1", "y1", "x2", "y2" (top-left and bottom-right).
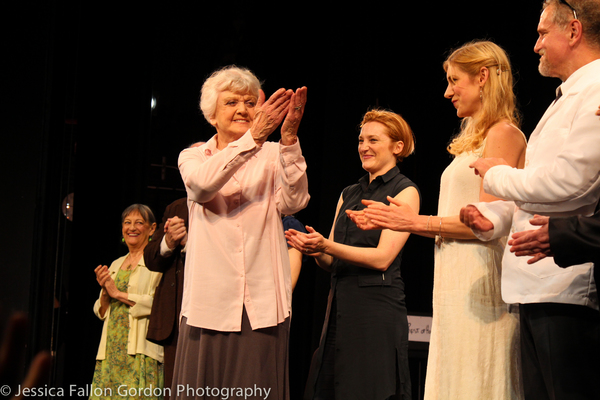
[{"x1": 472, "y1": 59, "x2": 600, "y2": 308}]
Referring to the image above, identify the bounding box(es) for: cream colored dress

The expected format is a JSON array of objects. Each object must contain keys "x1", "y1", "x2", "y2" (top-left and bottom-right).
[{"x1": 423, "y1": 147, "x2": 523, "y2": 400}]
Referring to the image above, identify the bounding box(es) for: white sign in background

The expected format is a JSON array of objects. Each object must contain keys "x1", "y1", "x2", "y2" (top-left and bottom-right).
[{"x1": 407, "y1": 315, "x2": 432, "y2": 343}]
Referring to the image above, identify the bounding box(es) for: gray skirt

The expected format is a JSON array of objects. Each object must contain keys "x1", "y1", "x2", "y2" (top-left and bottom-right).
[{"x1": 170, "y1": 308, "x2": 290, "y2": 400}]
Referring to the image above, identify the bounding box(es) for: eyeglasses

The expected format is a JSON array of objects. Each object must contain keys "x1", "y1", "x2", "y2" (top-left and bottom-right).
[{"x1": 559, "y1": 0, "x2": 578, "y2": 20}]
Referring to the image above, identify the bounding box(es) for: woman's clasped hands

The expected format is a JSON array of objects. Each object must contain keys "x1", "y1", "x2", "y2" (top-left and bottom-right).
[
  {"x1": 285, "y1": 226, "x2": 326, "y2": 257},
  {"x1": 94, "y1": 265, "x2": 115, "y2": 297},
  {"x1": 94, "y1": 265, "x2": 134, "y2": 311}
]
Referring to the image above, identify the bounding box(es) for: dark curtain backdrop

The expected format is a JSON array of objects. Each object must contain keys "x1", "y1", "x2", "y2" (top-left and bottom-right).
[{"x1": 3, "y1": 1, "x2": 559, "y2": 399}]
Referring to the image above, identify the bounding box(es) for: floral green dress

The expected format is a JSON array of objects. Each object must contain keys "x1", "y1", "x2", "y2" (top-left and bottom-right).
[{"x1": 90, "y1": 268, "x2": 164, "y2": 400}]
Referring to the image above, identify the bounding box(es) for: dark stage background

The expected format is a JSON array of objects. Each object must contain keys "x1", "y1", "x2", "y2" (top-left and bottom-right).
[{"x1": 3, "y1": 1, "x2": 560, "y2": 399}]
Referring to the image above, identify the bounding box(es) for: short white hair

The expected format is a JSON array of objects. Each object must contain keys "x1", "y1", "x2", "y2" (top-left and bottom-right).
[{"x1": 199, "y1": 66, "x2": 261, "y2": 123}]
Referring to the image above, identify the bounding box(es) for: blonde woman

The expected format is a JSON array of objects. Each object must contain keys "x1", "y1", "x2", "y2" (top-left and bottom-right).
[{"x1": 349, "y1": 41, "x2": 527, "y2": 399}]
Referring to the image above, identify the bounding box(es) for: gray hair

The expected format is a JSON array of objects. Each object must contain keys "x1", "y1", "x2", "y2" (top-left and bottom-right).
[
  {"x1": 121, "y1": 204, "x2": 156, "y2": 225},
  {"x1": 543, "y1": 0, "x2": 600, "y2": 50},
  {"x1": 199, "y1": 66, "x2": 262, "y2": 123}
]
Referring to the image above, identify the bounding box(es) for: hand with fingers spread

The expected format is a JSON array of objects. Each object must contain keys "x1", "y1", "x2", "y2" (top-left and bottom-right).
[
  {"x1": 508, "y1": 215, "x2": 552, "y2": 264},
  {"x1": 281, "y1": 86, "x2": 307, "y2": 146},
  {"x1": 250, "y1": 88, "x2": 293, "y2": 145}
]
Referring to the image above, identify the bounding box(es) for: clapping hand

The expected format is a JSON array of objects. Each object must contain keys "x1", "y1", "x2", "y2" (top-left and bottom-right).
[
  {"x1": 285, "y1": 226, "x2": 326, "y2": 257},
  {"x1": 281, "y1": 87, "x2": 307, "y2": 146},
  {"x1": 250, "y1": 89, "x2": 293, "y2": 145}
]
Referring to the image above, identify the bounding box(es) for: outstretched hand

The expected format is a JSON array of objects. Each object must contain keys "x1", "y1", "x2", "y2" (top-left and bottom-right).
[
  {"x1": 508, "y1": 215, "x2": 552, "y2": 264},
  {"x1": 365, "y1": 196, "x2": 417, "y2": 232},
  {"x1": 281, "y1": 87, "x2": 307, "y2": 146},
  {"x1": 251, "y1": 88, "x2": 293, "y2": 145}
]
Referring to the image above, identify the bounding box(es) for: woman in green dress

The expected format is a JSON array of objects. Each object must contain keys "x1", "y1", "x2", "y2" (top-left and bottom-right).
[{"x1": 91, "y1": 204, "x2": 164, "y2": 399}]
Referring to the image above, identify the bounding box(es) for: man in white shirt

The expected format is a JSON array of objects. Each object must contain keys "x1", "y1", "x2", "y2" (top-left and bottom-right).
[{"x1": 460, "y1": 1, "x2": 600, "y2": 399}]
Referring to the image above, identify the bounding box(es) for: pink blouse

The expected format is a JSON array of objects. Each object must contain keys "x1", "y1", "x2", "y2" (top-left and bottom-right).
[{"x1": 178, "y1": 130, "x2": 310, "y2": 331}]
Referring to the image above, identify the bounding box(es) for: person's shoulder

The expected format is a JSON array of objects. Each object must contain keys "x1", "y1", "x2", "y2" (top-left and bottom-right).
[
  {"x1": 486, "y1": 121, "x2": 526, "y2": 147},
  {"x1": 109, "y1": 255, "x2": 127, "y2": 269},
  {"x1": 391, "y1": 168, "x2": 418, "y2": 189},
  {"x1": 394, "y1": 176, "x2": 420, "y2": 199}
]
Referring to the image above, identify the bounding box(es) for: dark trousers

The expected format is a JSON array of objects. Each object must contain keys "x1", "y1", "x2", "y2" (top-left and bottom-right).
[{"x1": 519, "y1": 303, "x2": 600, "y2": 400}]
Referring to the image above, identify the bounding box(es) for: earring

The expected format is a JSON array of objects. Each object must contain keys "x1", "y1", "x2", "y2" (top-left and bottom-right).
[
  {"x1": 479, "y1": 88, "x2": 483, "y2": 101},
  {"x1": 149, "y1": 237, "x2": 152, "y2": 242},
  {"x1": 121, "y1": 237, "x2": 125, "y2": 243}
]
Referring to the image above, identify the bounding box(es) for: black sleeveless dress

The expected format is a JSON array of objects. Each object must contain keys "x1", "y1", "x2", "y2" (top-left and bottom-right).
[{"x1": 305, "y1": 166, "x2": 419, "y2": 400}]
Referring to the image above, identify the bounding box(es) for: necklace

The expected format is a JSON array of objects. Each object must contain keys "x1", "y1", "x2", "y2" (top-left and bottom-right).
[{"x1": 122, "y1": 253, "x2": 142, "y2": 271}]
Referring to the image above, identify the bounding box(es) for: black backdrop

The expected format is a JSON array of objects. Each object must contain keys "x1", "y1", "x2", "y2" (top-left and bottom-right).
[{"x1": 3, "y1": 1, "x2": 560, "y2": 399}]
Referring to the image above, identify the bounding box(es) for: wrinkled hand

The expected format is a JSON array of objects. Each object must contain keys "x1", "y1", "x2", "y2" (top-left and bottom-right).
[
  {"x1": 508, "y1": 215, "x2": 552, "y2": 264},
  {"x1": 103, "y1": 276, "x2": 120, "y2": 299},
  {"x1": 94, "y1": 265, "x2": 119, "y2": 298},
  {"x1": 281, "y1": 87, "x2": 307, "y2": 146},
  {"x1": 250, "y1": 88, "x2": 293, "y2": 145},
  {"x1": 164, "y1": 216, "x2": 187, "y2": 249},
  {"x1": 94, "y1": 265, "x2": 110, "y2": 288},
  {"x1": 285, "y1": 226, "x2": 326, "y2": 256},
  {"x1": 469, "y1": 157, "x2": 509, "y2": 179},
  {"x1": 459, "y1": 205, "x2": 494, "y2": 232}
]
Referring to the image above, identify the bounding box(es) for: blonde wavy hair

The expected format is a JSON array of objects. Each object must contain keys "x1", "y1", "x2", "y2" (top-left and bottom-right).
[{"x1": 444, "y1": 41, "x2": 521, "y2": 156}]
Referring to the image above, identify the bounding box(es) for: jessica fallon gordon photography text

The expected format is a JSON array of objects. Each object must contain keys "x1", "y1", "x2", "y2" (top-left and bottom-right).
[{"x1": 7, "y1": 384, "x2": 273, "y2": 399}]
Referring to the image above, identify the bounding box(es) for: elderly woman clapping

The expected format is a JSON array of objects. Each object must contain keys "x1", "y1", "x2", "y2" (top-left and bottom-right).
[
  {"x1": 172, "y1": 66, "x2": 309, "y2": 400},
  {"x1": 91, "y1": 204, "x2": 164, "y2": 399}
]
